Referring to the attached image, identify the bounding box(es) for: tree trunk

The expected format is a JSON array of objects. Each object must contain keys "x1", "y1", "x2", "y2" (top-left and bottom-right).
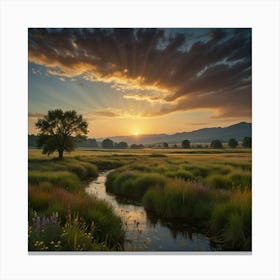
[{"x1": 58, "y1": 149, "x2": 64, "y2": 160}]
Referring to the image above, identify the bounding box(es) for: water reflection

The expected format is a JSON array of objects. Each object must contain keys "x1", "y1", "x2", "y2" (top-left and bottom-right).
[{"x1": 86, "y1": 171, "x2": 221, "y2": 251}]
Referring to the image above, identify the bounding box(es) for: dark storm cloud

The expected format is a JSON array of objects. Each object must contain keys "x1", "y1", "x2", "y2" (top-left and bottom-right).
[{"x1": 28, "y1": 28, "x2": 251, "y2": 118}]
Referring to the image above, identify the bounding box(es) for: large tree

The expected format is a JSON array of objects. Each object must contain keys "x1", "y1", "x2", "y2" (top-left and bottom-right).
[{"x1": 35, "y1": 109, "x2": 88, "y2": 160}]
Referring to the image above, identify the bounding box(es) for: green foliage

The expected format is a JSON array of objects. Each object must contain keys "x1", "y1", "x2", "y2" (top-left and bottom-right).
[
  {"x1": 116, "y1": 141, "x2": 128, "y2": 149},
  {"x1": 210, "y1": 139, "x2": 223, "y2": 149},
  {"x1": 228, "y1": 171, "x2": 252, "y2": 190},
  {"x1": 143, "y1": 179, "x2": 221, "y2": 220},
  {"x1": 102, "y1": 138, "x2": 114, "y2": 148},
  {"x1": 29, "y1": 148, "x2": 252, "y2": 251},
  {"x1": 182, "y1": 139, "x2": 190, "y2": 148},
  {"x1": 242, "y1": 137, "x2": 252, "y2": 148},
  {"x1": 28, "y1": 157, "x2": 98, "y2": 180},
  {"x1": 206, "y1": 174, "x2": 232, "y2": 189},
  {"x1": 106, "y1": 171, "x2": 167, "y2": 200},
  {"x1": 28, "y1": 153, "x2": 124, "y2": 251},
  {"x1": 130, "y1": 144, "x2": 145, "y2": 149},
  {"x1": 211, "y1": 190, "x2": 251, "y2": 250},
  {"x1": 61, "y1": 214, "x2": 96, "y2": 251},
  {"x1": 228, "y1": 138, "x2": 238, "y2": 148},
  {"x1": 150, "y1": 153, "x2": 167, "y2": 158},
  {"x1": 166, "y1": 169, "x2": 193, "y2": 181},
  {"x1": 163, "y1": 142, "x2": 168, "y2": 148},
  {"x1": 28, "y1": 171, "x2": 81, "y2": 193},
  {"x1": 35, "y1": 109, "x2": 88, "y2": 159},
  {"x1": 28, "y1": 212, "x2": 116, "y2": 251}
]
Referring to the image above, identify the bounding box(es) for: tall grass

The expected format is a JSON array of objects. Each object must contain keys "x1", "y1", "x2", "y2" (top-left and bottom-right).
[
  {"x1": 211, "y1": 190, "x2": 251, "y2": 250},
  {"x1": 28, "y1": 154, "x2": 124, "y2": 251},
  {"x1": 29, "y1": 184, "x2": 124, "y2": 247},
  {"x1": 143, "y1": 178, "x2": 227, "y2": 220},
  {"x1": 106, "y1": 171, "x2": 167, "y2": 200},
  {"x1": 29, "y1": 148, "x2": 252, "y2": 251},
  {"x1": 28, "y1": 212, "x2": 122, "y2": 251},
  {"x1": 28, "y1": 171, "x2": 81, "y2": 193}
]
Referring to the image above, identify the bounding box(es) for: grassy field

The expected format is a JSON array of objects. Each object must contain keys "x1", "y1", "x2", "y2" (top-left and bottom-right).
[{"x1": 28, "y1": 148, "x2": 252, "y2": 251}]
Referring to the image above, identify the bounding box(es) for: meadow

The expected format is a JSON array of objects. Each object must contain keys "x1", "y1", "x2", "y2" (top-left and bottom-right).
[{"x1": 28, "y1": 148, "x2": 252, "y2": 251}]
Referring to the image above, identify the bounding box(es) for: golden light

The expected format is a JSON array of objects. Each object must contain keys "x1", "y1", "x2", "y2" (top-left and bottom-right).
[{"x1": 132, "y1": 129, "x2": 140, "y2": 136}]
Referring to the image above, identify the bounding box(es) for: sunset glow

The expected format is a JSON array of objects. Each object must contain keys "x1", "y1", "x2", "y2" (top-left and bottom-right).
[{"x1": 28, "y1": 28, "x2": 252, "y2": 138}]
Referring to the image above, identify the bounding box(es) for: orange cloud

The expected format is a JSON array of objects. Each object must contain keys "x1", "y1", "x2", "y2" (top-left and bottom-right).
[{"x1": 29, "y1": 28, "x2": 252, "y2": 119}]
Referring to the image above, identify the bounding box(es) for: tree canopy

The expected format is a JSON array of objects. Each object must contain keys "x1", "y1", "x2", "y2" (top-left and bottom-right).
[
  {"x1": 210, "y1": 139, "x2": 223, "y2": 149},
  {"x1": 163, "y1": 142, "x2": 168, "y2": 148},
  {"x1": 102, "y1": 138, "x2": 114, "y2": 148},
  {"x1": 130, "y1": 144, "x2": 144, "y2": 149},
  {"x1": 182, "y1": 139, "x2": 190, "y2": 148},
  {"x1": 117, "y1": 141, "x2": 128, "y2": 149},
  {"x1": 242, "y1": 136, "x2": 252, "y2": 148},
  {"x1": 228, "y1": 138, "x2": 238, "y2": 148},
  {"x1": 35, "y1": 109, "x2": 88, "y2": 159}
]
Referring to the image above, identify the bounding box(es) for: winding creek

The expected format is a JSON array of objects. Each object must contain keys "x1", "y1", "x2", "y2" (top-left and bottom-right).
[{"x1": 86, "y1": 171, "x2": 222, "y2": 251}]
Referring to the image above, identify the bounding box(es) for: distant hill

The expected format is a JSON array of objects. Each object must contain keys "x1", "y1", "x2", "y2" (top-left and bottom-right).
[
  {"x1": 28, "y1": 122, "x2": 251, "y2": 147},
  {"x1": 96, "y1": 122, "x2": 252, "y2": 145}
]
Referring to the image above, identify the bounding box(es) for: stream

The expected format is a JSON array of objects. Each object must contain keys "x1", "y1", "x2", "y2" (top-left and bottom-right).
[{"x1": 85, "y1": 171, "x2": 221, "y2": 251}]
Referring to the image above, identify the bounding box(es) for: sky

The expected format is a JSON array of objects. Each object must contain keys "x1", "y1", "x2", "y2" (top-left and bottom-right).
[{"x1": 28, "y1": 28, "x2": 252, "y2": 138}]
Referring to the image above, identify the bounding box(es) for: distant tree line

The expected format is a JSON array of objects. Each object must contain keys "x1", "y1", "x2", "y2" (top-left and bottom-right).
[
  {"x1": 32, "y1": 110, "x2": 251, "y2": 160},
  {"x1": 30, "y1": 134, "x2": 252, "y2": 150},
  {"x1": 179, "y1": 137, "x2": 251, "y2": 149},
  {"x1": 101, "y1": 138, "x2": 144, "y2": 149}
]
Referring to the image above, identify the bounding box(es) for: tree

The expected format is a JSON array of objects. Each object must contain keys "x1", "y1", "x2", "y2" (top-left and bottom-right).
[
  {"x1": 163, "y1": 142, "x2": 168, "y2": 148},
  {"x1": 102, "y1": 138, "x2": 114, "y2": 149},
  {"x1": 182, "y1": 139, "x2": 190, "y2": 148},
  {"x1": 228, "y1": 138, "x2": 238, "y2": 148},
  {"x1": 130, "y1": 144, "x2": 144, "y2": 149},
  {"x1": 35, "y1": 109, "x2": 88, "y2": 160},
  {"x1": 78, "y1": 138, "x2": 98, "y2": 148},
  {"x1": 117, "y1": 141, "x2": 128, "y2": 149},
  {"x1": 242, "y1": 136, "x2": 252, "y2": 148},
  {"x1": 211, "y1": 139, "x2": 223, "y2": 149}
]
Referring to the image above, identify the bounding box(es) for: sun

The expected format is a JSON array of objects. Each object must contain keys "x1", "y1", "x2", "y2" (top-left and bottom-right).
[{"x1": 132, "y1": 129, "x2": 140, "y2": 136}]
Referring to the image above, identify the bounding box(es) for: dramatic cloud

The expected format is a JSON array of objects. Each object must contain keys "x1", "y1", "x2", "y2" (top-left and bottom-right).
[
  {"x1": 29, "y1": 28, "x2": 251, "y2": 118},
  {"x1": 93, "y1": 108, "x2": 143, "y2": 119}
]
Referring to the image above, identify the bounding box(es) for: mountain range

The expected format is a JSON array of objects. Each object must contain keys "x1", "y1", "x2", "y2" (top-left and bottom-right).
[{"x1": 96, "y1": 122, "x2": 252, "y2": 145}]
